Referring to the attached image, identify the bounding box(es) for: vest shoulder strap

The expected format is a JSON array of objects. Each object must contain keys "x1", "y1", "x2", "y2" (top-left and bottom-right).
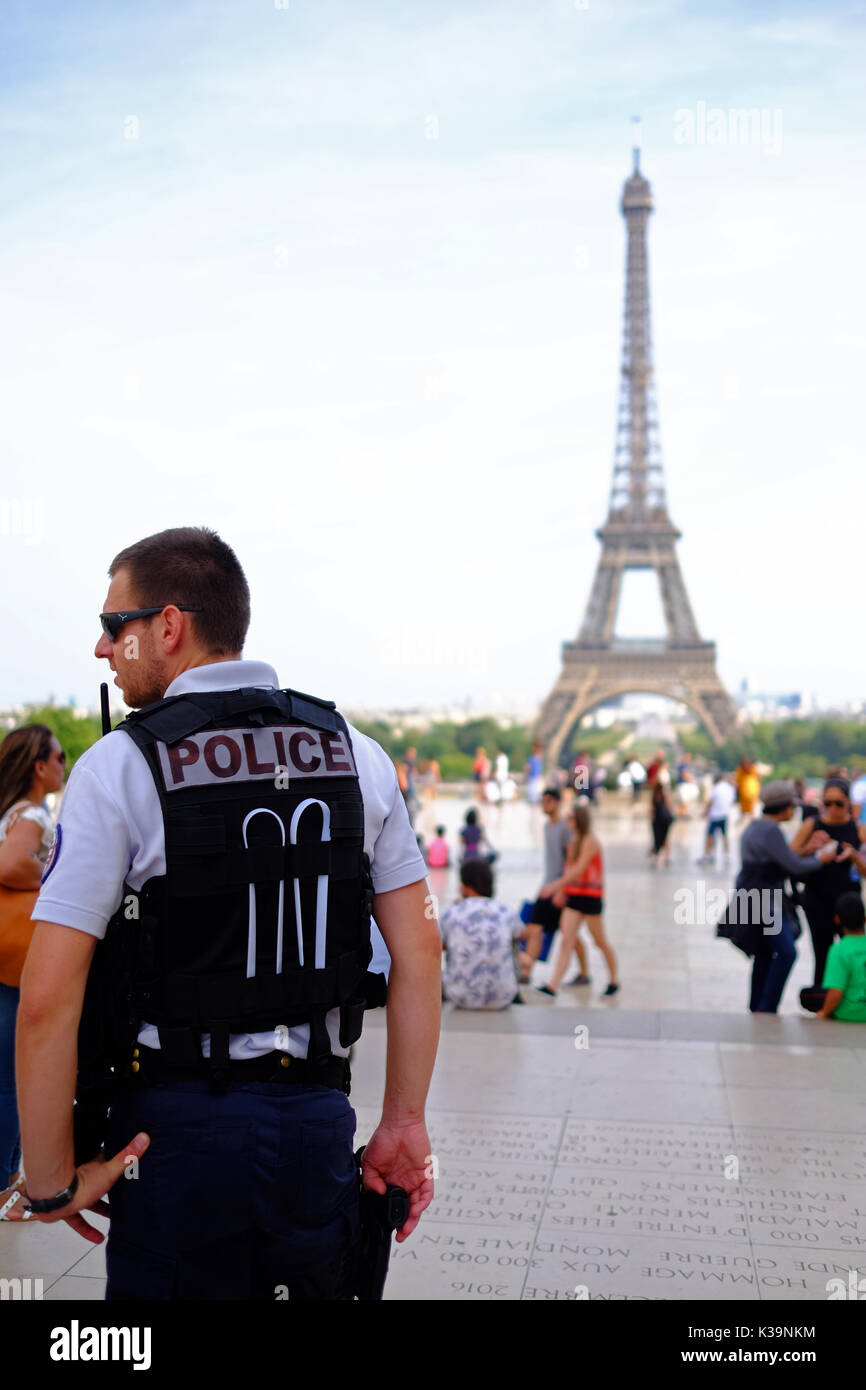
[{"x1": 117, "y1": 686, "x2": 344, "y2": 748}]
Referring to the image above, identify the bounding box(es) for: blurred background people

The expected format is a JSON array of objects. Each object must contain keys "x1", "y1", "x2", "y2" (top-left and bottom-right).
[
  {"x1": 800, "y1": 892, "x2": 866, "y2": 1020},
  {"x1": 518, "y1": 787, "x2": 586, "y2": 984},
  {"x1": 649, "y1": 779, "x2": 675, "y2": 867},
  {"x1": 736, "y1": 780, "x2": 838, "y2": 1014},
  {"x1": 427, "y1": 825, "x2": 450, "y2": 868},
  {"x1": 789, "y1": 776, "x2": 866, "y2": 989},
  {"x1": 697, "y1": 773, "x2": 737, "y2": 867},
  {"x1": 0, "y1": 724, "x2": 64, "y2": 1214},
  {"x1": 525, "y1": 741, "x2": 545, "y2": 806},
  {"x1": 537, "y1": 805, "x2": 619, "y2": 997},
  {"x1": 735, "y1": 756, "x2": 761, "y2": 822},
  {"x1": 627, "y1": 756, "x2": 646, "y2": 801},
  {"x1": 473, "y1": 746, "x2": 491, "y2": 804}
]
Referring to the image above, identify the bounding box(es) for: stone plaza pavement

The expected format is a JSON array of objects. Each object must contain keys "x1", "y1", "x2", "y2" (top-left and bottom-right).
[{"x1": 3, "y1": 792, "x2": 865, "y2": 1300}]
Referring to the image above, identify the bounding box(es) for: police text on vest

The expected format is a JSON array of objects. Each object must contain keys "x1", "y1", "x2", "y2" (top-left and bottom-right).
[{"x1": 155, "y1": 726, "x2": 356, "y2": 790}]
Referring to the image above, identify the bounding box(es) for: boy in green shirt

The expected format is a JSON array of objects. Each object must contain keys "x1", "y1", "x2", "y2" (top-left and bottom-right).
[{"x1": 810, "y1": 893, "x2": 866, "y2": 1021}]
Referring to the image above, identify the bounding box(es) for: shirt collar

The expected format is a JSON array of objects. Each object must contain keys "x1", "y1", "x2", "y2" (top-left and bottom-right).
[{"x1": 163, "y1": 659, "x2": 279, "y2": 699}]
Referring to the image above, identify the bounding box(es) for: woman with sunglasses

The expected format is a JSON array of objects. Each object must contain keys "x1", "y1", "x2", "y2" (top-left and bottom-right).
[
  {"x1": 0, "y1": 725, "x2": 64, "y2": 1218},
  {"x1": 789, "y1": 775, "x2": 866, "y2": 989}
]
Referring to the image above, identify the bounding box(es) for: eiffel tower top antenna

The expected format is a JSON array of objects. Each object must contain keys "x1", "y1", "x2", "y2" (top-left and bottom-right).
[{"x1": 631, "y1": 114, "x2": 642, "y2": 173}]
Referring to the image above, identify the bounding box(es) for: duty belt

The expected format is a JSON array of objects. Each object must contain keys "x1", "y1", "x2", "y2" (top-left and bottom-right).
[{"x1": 125, "y1": 1044, "x2": 351, "y2": 1094}]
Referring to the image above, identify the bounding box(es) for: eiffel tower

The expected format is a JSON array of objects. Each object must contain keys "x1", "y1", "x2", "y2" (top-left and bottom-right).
[{"x1": 536, "y1": 126, "x2": 737, "y2": 764}]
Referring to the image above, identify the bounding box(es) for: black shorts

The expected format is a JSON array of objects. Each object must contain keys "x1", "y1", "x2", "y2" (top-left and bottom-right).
[
  {"x1": 563, "y1": 893, "x2": 603, "y2": 917},
  {"x1": 527, "y1": 897, "x2": 562, "y2": 932}
]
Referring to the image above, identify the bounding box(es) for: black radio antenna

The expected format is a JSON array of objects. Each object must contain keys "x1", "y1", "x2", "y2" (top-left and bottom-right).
[{"x1": 99, "y1": 682, "x2": 112, "y2": 737}]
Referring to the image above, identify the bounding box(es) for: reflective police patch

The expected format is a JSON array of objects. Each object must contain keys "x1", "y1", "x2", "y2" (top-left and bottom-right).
[
  {"x1": 40, "y1": 823, "x2": 62, "y2": 883},
  {"x1": 154, "y1": 725, "x2": 357, "y2": 792}
]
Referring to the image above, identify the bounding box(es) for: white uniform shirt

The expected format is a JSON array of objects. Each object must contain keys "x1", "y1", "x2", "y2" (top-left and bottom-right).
[{"x1": 34, "y1": 659, "x2": 427, "y2": 1060}]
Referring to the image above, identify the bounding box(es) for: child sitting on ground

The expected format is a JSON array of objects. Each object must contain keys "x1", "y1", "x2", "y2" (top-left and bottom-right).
[
  {"x1": 800, "y1": 892, "x2": 866, "y2": 1020},
  {"x1": 427, "y1": 825, "x2": 450, "y2": 868}
]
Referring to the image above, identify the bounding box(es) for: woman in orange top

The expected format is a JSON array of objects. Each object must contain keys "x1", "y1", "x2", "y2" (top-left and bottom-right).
[{"x1": 537, "y1": 805, "x2": 619, "y2": 997}]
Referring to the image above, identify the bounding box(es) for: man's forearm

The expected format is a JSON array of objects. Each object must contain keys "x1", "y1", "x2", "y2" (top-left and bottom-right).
[
  {"x1": 381, "y1": 943, "x2": 441, "y2": 1125},
  {"x1": 16, "y1": 923, "x2": 95, "y2": 1198},
  {"x1": 16, "y1": 996, "x2": 79, "y2": 1196}
]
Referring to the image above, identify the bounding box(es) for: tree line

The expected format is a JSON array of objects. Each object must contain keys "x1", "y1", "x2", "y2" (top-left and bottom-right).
[{"x1": 6, "y1": 706, "x2": 866, "y2": 786}]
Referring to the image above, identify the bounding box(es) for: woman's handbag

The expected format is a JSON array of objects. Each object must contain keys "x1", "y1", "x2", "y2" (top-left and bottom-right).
[
  {"x1": 715, "y1": 866, "x2": 766, "y2": 958},
  {"x1": 0, "y1": 885, "x2": 39, "y2": 988}
]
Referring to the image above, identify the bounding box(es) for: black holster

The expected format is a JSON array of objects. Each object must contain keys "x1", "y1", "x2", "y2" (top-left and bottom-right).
[{"x1": 352, "y1": 1146, "x2": 409, "y2": 1300}]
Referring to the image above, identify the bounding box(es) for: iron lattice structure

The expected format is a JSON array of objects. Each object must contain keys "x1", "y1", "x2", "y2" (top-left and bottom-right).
[{"x1": 536, "y1": 142, "x2": 737, "y2": 761}]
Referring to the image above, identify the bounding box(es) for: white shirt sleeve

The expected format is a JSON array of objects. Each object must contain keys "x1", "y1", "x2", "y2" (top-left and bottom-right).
[
  {"x1": 348, "y1": 726, "x2": 428, "y2": 895},
  {"x1": 33, "y1": 755, "x2": 134, "y2": 939}
]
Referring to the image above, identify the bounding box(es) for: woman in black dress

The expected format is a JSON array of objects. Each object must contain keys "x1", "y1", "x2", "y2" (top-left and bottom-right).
[
  {"x1": 649, "y1": 781, "x2": 674, "y2": 868},
  {"x1": 790, "y1": 776, "x2": 866, "y2": 987}
]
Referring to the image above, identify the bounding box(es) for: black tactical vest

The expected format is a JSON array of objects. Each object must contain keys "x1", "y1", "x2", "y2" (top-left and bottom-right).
[{"x1": 83, "y1": 686, "x2": 384, "y2": 1095}]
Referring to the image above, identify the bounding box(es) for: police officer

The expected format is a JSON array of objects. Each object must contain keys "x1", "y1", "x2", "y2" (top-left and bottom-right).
[{"x1": 16, "y1": 526, "x2": 442, "y2": 1299}]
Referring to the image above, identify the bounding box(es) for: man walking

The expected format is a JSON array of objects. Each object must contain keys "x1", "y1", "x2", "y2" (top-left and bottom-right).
[{"x1": 519, "y1": 788, "x2": 589, "y2": 985}]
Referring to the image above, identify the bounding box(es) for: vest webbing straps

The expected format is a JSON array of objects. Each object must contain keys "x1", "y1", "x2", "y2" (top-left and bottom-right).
[{"x1": 109, "y1": 685, "x2": 383, "y2": 1089}]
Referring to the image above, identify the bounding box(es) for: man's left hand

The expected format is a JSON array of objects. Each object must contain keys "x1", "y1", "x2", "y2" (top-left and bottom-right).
[
  {"x1": 361, "y1": 1119, "x2": 433, "y2": 1243},
  {"x1": 24, "y1": 1132, "x2": 150, "y2": 1243}
]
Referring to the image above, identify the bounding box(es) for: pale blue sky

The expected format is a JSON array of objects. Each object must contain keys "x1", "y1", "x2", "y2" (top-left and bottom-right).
[{"x1": 1, "y1": 1, "x2": 864, "y2": 713}]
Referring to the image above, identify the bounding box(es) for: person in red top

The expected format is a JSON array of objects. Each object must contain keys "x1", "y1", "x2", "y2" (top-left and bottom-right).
[
  {"x1": 473, "y1": 747, "x2": 491, "y2": 804},
  {"x1": 536, "y1": 805, "x2": 620, "y2": 997}
]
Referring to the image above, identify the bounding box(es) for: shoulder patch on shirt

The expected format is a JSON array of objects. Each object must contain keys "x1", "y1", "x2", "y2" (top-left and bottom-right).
[{"x1": 40, "y1": 823, "x2": 62, "y2": 884}]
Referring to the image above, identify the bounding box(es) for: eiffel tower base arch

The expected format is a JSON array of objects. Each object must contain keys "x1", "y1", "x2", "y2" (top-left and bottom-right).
[{"x1": 535, "y1": 644, "x2": 738, "y2": 768}]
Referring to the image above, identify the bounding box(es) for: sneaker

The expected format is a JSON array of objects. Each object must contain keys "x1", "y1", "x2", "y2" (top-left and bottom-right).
[
  {"x1": 568, "y1": 974, "x2": 591, "y2": 986},
  {"x1": 603, "y1": 983, "x2": 620, "y2": 997},
  {"x1": 535, "y1": 984, "x2": 557, "y2": 997}
]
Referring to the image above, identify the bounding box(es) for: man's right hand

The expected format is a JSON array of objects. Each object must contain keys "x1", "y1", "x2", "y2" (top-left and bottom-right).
[{"x1": 361, "y1": 1119, "x2": 434, "y2": 1242}]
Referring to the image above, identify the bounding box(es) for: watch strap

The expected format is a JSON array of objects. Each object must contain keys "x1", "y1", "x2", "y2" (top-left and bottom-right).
[{"x1": 23, "y1": 1172, "x2": 79, "y2": 1214}]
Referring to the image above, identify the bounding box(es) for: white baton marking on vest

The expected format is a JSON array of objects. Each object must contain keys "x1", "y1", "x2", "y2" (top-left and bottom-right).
[
  {"x1": 289, "y1": 798, "x2": 331, "y2": 971},
  {"x1": 241, "y1": 808, "x2": 286, "y2": 979}
]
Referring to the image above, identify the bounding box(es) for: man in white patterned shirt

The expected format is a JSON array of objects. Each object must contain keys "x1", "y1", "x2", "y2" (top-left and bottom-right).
[{"x1": 440, "y1": 860, "x2": 523, "y2": 1009}]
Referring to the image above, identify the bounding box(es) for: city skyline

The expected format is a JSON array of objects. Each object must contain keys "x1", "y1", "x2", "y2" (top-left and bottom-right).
[{"x1": 1, "y1": 2, "x2": 864, "y2": 716}]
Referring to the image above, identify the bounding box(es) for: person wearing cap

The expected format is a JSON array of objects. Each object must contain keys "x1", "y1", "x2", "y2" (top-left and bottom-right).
[
  {"x1": 737, "y1": 780, "x2": 839, "y2": 1013},
  {"x1": 789, "y1": 776, "x2": 866, "y2": 989}
]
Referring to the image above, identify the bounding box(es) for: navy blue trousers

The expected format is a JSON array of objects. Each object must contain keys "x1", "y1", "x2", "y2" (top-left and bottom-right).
[
  {"x1": 105, "y1": 1080, "x2": 359, "y2": 1300},
  {"x1": 749, "y1": 913, "x2": 798, "y2": 1013}
]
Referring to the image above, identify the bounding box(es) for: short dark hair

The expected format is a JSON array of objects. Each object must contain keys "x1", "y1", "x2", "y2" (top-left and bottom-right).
[
  {"x1": 109, "y1": 527, "x2": 250, "y2": 656},
  {"x1": 460, "y1": 859, "x2": 493, "y2": 897},
  {"x1": 835, "y1": 892, "x2": 865, "y2": 933},
  {"x1": 542, "y1": 787, "x2": 561, "y2": 801}
]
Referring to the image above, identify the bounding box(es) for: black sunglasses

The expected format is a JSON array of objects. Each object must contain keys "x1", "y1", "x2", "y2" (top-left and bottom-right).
[
  {"x1": 823, "y1": 798, "x2": 847, "y2": 809},
  {"x1": 99, "y1": 606, "x2": 203, "y2": 642}
]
